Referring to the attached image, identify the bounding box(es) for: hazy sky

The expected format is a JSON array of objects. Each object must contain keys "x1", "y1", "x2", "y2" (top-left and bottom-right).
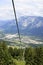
[{"x1": 0, "y1": 0, "x2": 43, "y2": 20}]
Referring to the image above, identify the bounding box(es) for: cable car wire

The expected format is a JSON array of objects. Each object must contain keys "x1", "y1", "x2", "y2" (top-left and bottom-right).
[{"x1": 12, "y1": 0, "x2": 21, "y2": 43}]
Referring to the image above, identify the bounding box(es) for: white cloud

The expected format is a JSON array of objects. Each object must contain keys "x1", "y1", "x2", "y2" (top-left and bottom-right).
[{"x1": 0, "y1": 0, "x2": 43, "y2": 20}]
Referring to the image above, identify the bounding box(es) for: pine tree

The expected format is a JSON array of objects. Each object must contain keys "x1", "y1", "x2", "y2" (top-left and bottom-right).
[{"x1": 0, "y1": 41, "x2": 16, "y2": 65}]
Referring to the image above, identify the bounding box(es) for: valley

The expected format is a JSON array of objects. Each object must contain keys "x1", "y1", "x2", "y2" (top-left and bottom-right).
[{"x1": 0, "y1": 33, "x2": 43, "y2": 47}]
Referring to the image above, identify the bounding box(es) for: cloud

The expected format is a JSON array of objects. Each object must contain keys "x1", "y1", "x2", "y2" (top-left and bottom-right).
[
  {"x1": 0, "y1": 0, "x2": 43, "y2": 20},
  {"x1": 0, "y1": 0, "x2": 14, "y2": 20},
  {"x1": 0, "y1": 6, "x2": 14, "y2": 20}
]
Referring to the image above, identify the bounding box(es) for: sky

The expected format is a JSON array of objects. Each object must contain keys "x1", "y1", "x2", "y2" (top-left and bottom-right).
[{"x1": 0, "y1": 0, "x2": 43, "y2": 20}]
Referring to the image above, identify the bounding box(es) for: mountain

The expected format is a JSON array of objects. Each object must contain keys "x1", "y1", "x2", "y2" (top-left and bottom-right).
[
  {"x1": 0, "y1": 16, "x2": 43, "y2": 37},
  {"x1": 0, "y1": 20, "x2": 17, "y2": 34},
  {"x1": 19, "y1": 16, "x2": 43, "y2": 37}
]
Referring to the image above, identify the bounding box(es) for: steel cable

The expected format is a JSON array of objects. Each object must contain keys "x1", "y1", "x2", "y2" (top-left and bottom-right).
[{"x1": 12, "y1": 0, "x2": 21, "y2": 43}]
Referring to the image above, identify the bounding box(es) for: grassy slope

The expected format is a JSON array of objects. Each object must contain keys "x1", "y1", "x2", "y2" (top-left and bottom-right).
[{"x1": 14, "y1": 59, "x2": 25, "y2": 65}]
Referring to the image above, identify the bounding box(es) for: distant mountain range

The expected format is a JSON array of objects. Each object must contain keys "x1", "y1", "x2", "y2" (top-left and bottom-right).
[{"x1": 0, "y1": 16, "x2": 43, "y2": 37}]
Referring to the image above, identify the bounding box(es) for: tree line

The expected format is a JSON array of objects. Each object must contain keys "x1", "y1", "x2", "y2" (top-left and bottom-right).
[{"x1": 0, "y1": 41, "x2": 43, "y2": 65}]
